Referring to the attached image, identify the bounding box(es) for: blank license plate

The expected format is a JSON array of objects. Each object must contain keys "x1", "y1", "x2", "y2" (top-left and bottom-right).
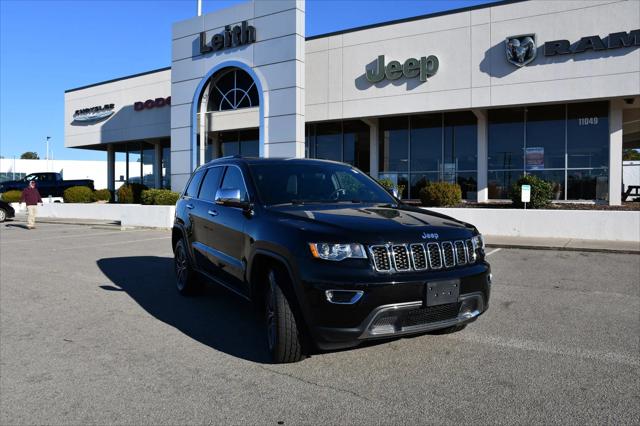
[{"x1": 425, "y1": 279, "x2": 460, "y2": 306}]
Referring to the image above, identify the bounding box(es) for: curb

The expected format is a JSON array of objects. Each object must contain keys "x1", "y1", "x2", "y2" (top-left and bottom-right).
[{"x1": 486, "y1": 243, "x2": 640, "y2": 255}]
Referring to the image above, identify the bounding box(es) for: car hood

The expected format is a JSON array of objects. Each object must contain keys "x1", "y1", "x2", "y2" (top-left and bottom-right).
[{"x1": 267, "y1": 203, "x2": 476, "y2": 243}]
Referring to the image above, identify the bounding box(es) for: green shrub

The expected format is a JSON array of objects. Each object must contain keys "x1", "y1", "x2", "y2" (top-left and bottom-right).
[
  {"x1": 117, "y1": 185, "x2": 134, "y2": 203},
  {"x1": 116, "y1": 183, "x2": 148, "y2": 204},
  {"x1": 129, "y1": 183, "x2": 148, "y2": 203},
  {"x1": 63, "y1": 186, "x2": 95, "y2": 203},
  {"x1": 94, "y1": 189, "x2": 111, "y2": 202},
  {"x1": 419, "y1": 182, "x2": 462, "y2": 207},
  {"x1": 0, "y1": 190, "x2": 22, "y2": 203},
  {"x1": 141, "y1": 189, "x2": 162, "y2": 205},
  {"x1": 154, "y1": 190, "x2": 180, "y2": 205},
  {"x1": 509, "y1": 174, "x2": 553, "y2": 209}
]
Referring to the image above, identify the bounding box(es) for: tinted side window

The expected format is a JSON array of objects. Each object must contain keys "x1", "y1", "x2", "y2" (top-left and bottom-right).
[
  {"x1": 220, "y1": 167, "x2": 248, "y2": 201},
  {"x1": 184, "y1": 170, "x2": 205, "y2": 198},
  {"x1": 198, "y1": 167, "x2": 224, "y2": 201}
]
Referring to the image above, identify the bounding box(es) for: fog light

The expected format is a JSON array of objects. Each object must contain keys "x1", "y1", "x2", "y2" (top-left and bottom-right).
[
  {"x1": 459, "y1": 298, "x2": 478, "y2": 318},
  {"x1": 325, "y1": 290, "x2": 364, "y2": 305}
]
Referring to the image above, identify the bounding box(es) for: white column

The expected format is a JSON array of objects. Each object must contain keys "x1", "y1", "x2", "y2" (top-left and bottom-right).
[
  {"x1": 609, "y1": 99, "x2": 623, "y2": 206},
  {"x1": 472, "y1": 109, "x2": 488, "y2": 203},
  {"x1": 154, "y1": 143, "x2": 162, "y2": 189},
  {"x1": 107, "y1": 144, "x2": 115, "y2": 193},
  {"x1": 199, "y1": 97, "x2": 208, "y2": 166},
  {"x1": 361, "y1": 118, "x2": 379, "y2": 178}
]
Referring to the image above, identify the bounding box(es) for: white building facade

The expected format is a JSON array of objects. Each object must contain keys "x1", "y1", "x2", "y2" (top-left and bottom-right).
[{"x1": 64, "y1": 0, "x2": 640, "y2": 204}]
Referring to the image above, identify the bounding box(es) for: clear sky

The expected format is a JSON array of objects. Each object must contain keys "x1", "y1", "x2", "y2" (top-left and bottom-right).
[{"x1": 0, "y1": 0, "x2": 497, "y2": 161}]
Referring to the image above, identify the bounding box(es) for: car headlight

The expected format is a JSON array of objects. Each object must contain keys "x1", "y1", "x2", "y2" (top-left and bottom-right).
[
  {"x1": 472, "y1": 234, "x2": 485, "y2": 250},
  {"x1": 308, "y1": 243, "x2": 367, "y2": 261}
]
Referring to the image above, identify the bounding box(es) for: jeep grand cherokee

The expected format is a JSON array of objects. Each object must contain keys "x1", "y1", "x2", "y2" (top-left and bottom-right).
[{"x1": 172, "y1": 157, "x2": 491, "y2": 363}]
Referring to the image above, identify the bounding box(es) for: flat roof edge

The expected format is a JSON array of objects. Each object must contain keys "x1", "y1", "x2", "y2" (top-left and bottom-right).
[
  {"x1": 65, "y1": 66, "x2": 172, "y2": 94},
  {"x1": 305, "y1": 0, "x2": 526, "y2": 41}
]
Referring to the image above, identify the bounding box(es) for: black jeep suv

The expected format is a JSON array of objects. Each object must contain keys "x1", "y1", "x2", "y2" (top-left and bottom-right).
[{"x1": 172, "y1": 157, "x2": 491, "y2": 363}]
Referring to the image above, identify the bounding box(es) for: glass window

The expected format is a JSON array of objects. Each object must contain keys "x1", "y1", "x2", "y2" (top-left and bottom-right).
[
  {"x1": 488, "y1": 170, "x2": 523, "y2": 199},
  {"x1": 457, "y1": 171, "x2": 478, "y2": 200},
  {"x1": 410, "y1": 114, "x2": 441, "y2": 173},
  {"x1": 444, "y1": 111, "x2": 477, "y2": 171},
  {"x1": 567, "y1": 102, "x2": 609, "y2": 169},
  {"x1": 238, "y1": 129, "x2": 259, "y2": 157},
  {"x1": 207, "y1": 68, "x2": 259, "y2": 112},
  {"x1": 488, "y1": 108, "x2": 524, "y2": 170},
  {"x1": 410, "y1": 173, "x2": 439, "y2": 199},
  {"x1": 127, "y1": 142, "x2": 142, "y2": 184},
  {"x1": 343, "y1": 120, "x2": 370, "y2": 173},
  {"x1": 526, "y1": 105, "x2": 565, "y2": 170},
  {"x1": 305, "y1": 124, "x2": 315, "y2": 158},
  {"x1": 142, "y1": 143, "x2": 155, "y2": 188},
  {"x1": 220, "y1": 167, "x2": 248, "y2": 201},
  {"x1": 528, "y1": 170, "x2": 565, "y2": 200},
  {"x1": 185, "y1": 169, "x2": 206, "y2": 198},
  {"x1": 161, "y1": 146, "x2": 171, "y2": 189},
  {"x1": 567, "y1": 168, "x2": 608, "y2": 201},
  {"x1": 379, "y1": 116, "x2": 409, "y2": 173},
  {"x1": 198, "y1": 166, "x2": 223, "y2": 201},
  {"x1": 315, "y1": 122, "x2": 342, "y2": 162}
]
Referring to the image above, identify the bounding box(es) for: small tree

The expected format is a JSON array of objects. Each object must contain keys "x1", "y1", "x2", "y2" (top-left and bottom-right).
[
  {"x1": 20, "y1": 152, "x2": 39, "y2": 159},
  {"x1": 623, "y1": 148, "x2": 640, "y2": 161},
  {"x1": 509, "y1": 175, "x2": 553, "y2": 209}
]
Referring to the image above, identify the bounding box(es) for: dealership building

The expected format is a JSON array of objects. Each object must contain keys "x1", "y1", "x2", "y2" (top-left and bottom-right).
[{"x1": 64, "y1": 0, "x2": 640, "y2": 204}]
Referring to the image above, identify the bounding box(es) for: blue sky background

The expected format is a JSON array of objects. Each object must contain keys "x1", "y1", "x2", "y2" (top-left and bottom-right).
[{"x1": 0, "y1": 0, "x2": 497, "y2": 161}]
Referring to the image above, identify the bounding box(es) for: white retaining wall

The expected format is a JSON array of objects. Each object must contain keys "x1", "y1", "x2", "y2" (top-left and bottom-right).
[
  {"x1": 13, "y1": 203, "x2": 175, "y2": 229},
  {"x1": 428, "y1": 208, "x2": 640, "y2": 242}
]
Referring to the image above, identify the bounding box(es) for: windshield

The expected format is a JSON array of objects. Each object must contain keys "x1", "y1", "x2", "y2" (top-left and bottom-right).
[{"x1": 248, "y1": 162, "x2": 396, "y2": 206}]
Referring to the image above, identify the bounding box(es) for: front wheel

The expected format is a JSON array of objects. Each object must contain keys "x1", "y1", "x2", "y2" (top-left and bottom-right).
[
  {"x1": 0, "y1": 208, "x2": 6, "y2": 223},
  {"x1": 174, "y1": 239, "x2": 199, "y2": 295},
  {"x1": 265, "y1": 269, "x2": 303, "y2": 363}
]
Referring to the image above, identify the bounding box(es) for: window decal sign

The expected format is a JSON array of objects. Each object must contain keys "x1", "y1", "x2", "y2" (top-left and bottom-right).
[{"x1": 525, "y1": 147, "x2": 545, "y2": 170}]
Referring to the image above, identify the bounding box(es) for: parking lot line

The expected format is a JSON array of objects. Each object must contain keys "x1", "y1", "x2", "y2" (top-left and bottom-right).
[{"x1": 485, "y1": 248, "x2": 502, "y2": 257}]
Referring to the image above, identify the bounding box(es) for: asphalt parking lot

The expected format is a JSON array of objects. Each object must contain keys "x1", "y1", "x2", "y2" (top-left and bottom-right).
[{"x1": 1, "y1": 221, "x2": 638, "y2": 425}]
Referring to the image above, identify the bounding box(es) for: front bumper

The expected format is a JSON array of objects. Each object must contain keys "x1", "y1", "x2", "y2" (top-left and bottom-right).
[{"x1": 296, "y1": 262, "x2": 491, "y2": 351}]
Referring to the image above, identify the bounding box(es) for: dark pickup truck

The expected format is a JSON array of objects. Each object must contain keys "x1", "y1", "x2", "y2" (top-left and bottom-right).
[
  {"x1": 0, "y1": 172, "x2": 94, "y2": 197},
  {"x1": 172, "y1": 157, "x2": 491, "y2": 363}
]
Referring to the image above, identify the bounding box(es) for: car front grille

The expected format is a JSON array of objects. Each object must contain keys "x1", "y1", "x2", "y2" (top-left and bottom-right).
[
  {"x1": 370, "y1": 302, "x2": 461, "y2": 332},
  {"x1": 368, "y1": 239, "x2": 479, "y2": 273}
]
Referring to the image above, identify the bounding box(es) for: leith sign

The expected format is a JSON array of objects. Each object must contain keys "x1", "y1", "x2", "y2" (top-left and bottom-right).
[
  {"x1": 199, "y1": 21, "x2": 256, "y2": 54},
  {"x1": 366, "y1": 55, "x2": 439, "y2": 83}
]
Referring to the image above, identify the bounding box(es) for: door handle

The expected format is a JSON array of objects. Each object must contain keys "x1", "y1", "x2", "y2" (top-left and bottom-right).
[
  {"x1": 208, "y1": 209, "x2": 218, "y2": 217},
  {"x1": 186, "y1": 204, "x2": 194, "y2": 209}
]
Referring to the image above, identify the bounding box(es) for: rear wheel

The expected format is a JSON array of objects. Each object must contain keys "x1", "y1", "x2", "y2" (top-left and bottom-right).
[
  {"x1": 174, "y1": 239, "x2": 199, "y2": 295},
  {"x1": 265, "y1": 269, "x2": 303, "y2": 363}
]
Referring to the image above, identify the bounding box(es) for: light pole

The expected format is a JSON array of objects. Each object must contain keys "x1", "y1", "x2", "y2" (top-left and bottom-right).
[{"x1": 45, "y1": 136, "x2": 51, "y2": 171}]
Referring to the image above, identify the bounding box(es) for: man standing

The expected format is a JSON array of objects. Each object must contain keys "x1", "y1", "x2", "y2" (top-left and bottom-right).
[{"x1": 20, "y1": 180, "x2": 42, "y2": 229}]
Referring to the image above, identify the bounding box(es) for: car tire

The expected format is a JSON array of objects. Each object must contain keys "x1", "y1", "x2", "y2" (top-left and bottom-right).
[
  {"x1": 0, "y1": 208, "x2": 6, "y2": 223},
  {"x1": 174, "y1": 239, "x2": 199, "y2": 295},
  {"x1": 265, "y1": 269, "x2": 303, "y2": 363}
]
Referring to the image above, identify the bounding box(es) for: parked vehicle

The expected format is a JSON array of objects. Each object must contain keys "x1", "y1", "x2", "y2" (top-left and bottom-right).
[
  {"x1": 0, "y1": 173, "x2": 94, "y2": 197},
  {"x1": 172, "y1": 157, "x2": 491, "y2": 363},
  {"x1": 0, "y1": 200, "x2": 15, "y2": 222}
]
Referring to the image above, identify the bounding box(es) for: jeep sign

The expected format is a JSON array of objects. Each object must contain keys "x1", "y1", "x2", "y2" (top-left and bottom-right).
[{"x1": 366, "y1": 55, "x2": 439, "y2": 83}]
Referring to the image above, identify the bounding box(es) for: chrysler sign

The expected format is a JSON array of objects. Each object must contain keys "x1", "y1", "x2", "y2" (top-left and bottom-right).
[{"x1": 73, "y1": 104, "x2": 115, "y2": 122}]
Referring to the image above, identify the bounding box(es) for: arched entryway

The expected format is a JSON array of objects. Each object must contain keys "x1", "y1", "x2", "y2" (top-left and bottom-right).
[{"x1": 194, "y1": 64, "x2": 263, "y2": 166}]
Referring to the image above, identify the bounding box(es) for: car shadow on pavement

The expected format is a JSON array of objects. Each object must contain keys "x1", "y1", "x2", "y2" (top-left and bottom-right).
[{"x1": 97, "y1": 256, "x2": 271, "y2": 364}]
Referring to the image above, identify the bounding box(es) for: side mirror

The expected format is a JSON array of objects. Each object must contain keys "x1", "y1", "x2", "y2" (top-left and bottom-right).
[
  {"x1": 215, "y1": 188, "x2": 250, "y2": 209},
  {"x1": 389, "y1": 187, "x2": 399, "y2": 198}
]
